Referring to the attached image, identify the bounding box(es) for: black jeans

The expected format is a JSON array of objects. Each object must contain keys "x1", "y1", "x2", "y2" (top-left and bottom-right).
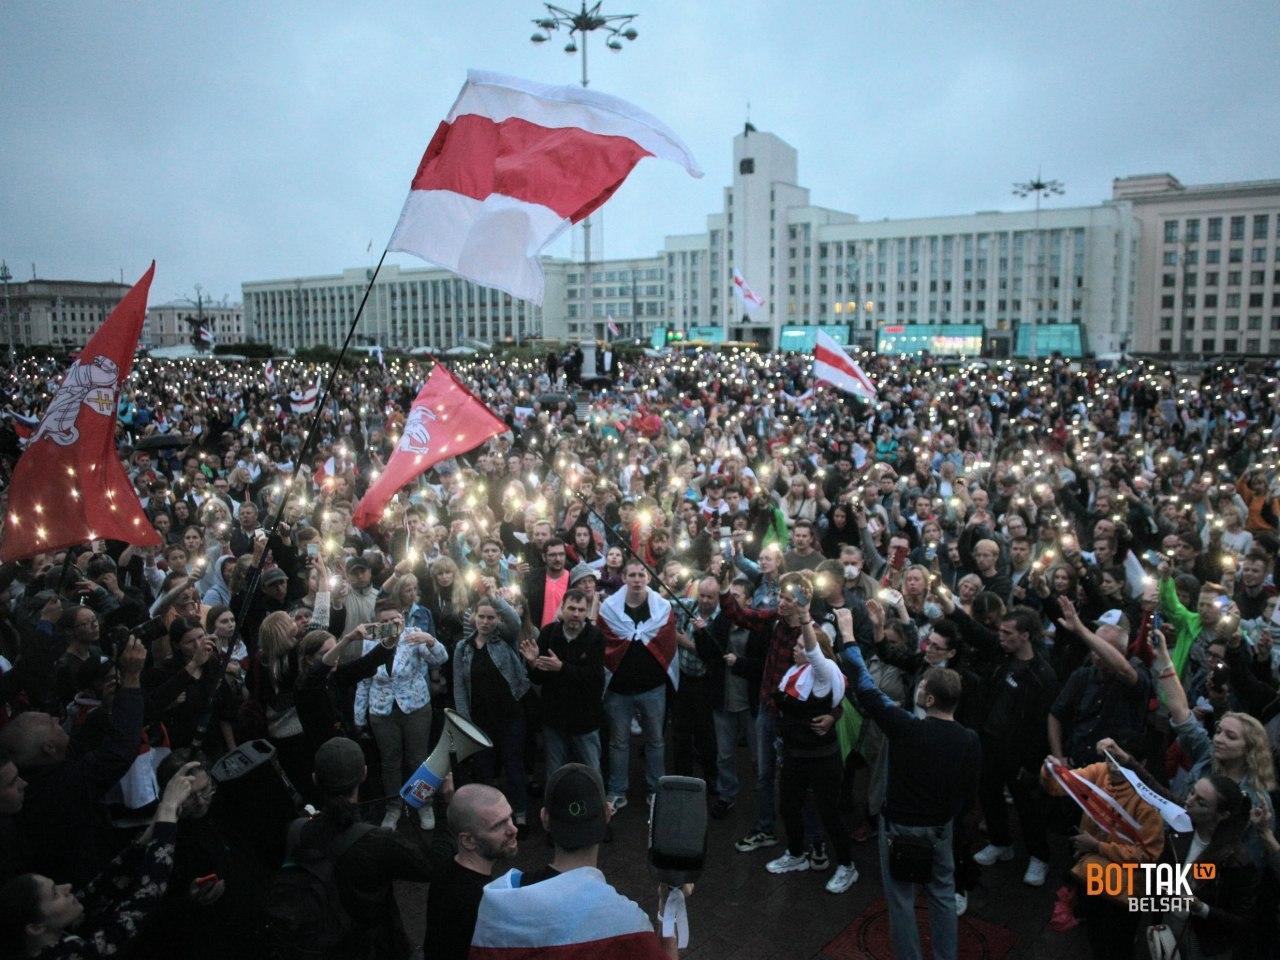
[
  {"x1": 779, "y1": 749, "x2": 851, "y2": 866},
  {"x1": 672, "y1": 675, "x2": 717, "y2": 786},
  {"x1": 978, "y1": 736, "x2": 1050, "y2": 861}
]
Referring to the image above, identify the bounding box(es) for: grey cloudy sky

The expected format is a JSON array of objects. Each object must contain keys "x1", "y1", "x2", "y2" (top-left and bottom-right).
[{"x1": 3, "y1": 1, "x2": 1278, "y2": 307}]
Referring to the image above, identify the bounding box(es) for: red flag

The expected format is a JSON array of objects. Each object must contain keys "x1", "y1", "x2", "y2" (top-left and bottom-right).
[
  {"x1": 1, "y1": 263, "x2": 161, "y2": 561},
  {"x1": 352, "y1": 364, "x2": 506, "y2": 529}
]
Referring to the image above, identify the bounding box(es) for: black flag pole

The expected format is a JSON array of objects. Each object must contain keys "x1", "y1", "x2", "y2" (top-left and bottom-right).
[{"x1": 192, "y1": 248, "x2": 389, "y2": 751}]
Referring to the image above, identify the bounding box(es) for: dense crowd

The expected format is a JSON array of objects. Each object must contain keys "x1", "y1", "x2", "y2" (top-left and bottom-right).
[{"x1": 0, "y1": 344, "x2": 1279, "y2": 960}]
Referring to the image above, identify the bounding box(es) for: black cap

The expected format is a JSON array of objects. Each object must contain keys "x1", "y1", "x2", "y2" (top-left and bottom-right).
[
  {"x1": 544, "y1": 763, "x2": 607, "y2": 850},
  {"x1": 313, "y1": 737, "x2": 365, "y2": 796},
  {"x1": 346, "y1": 556, "x2": 370, "y2": 573}
]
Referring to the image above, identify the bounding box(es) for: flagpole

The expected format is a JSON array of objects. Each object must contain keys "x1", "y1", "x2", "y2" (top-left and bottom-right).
[{"x1": 191, "y1": 248, "x2": 390, "y2": 752}]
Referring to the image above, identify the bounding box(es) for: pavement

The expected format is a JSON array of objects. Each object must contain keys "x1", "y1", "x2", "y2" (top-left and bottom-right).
[{"x1": 392, "y1": 743, "x2": 1094, "y2": 959}]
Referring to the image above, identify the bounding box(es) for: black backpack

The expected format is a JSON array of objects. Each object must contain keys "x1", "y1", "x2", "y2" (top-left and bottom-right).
[{"x1": 262, "y1": 816, "x2": 375, "y2": 959}]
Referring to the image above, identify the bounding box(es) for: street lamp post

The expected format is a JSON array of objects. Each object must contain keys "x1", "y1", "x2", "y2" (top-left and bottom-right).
[
  {"x1": 0, "y1": 260, "x2": 13, "y2": 365},
  {"x1": 1013, "y1": 173, "x2": 1064, "y2": 360},
  {"x1": 531, "y1": 2, "x2": 637, "y2": 346}
]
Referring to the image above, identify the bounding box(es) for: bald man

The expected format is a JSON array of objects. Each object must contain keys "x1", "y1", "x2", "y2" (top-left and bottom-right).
[
  {"x1": 0, "y1": 637, "x2": 146, "y2": 885},
  {"x1": 426, "y1": 783, "x2": 519, "y2": 960},
  {"x1": 1046, "y1": 599, "x2": 1151, "y2": 768}
]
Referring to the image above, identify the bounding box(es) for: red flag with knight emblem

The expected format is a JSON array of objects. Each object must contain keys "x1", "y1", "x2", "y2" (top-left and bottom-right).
[
  {"x1": 352, "y1": 363, "x2": 507, "y2": 529},
  {"x1": 1, "y1": 263, "x2": 161, "y2": 561}
]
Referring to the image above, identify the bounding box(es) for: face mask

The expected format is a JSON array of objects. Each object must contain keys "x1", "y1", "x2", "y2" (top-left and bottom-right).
[{"x1": 844, "y1": 565, "x2": 860, "y2": 579}]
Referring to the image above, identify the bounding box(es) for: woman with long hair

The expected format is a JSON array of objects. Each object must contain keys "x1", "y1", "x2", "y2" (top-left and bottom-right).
[
  {"x1": 900, "y1": 564, "x2": 933, "y2": 628},
  {"x1": 565, "y1": 521, "x2": 602, "y2": 566},
  {"x1": 599, "y1": 545, "x2": 625, "y2": 595},
  {"x1": 452, "y1": 591, "x2": 531, "y2": 833},
  {"x1": 247, "y1": 610, "x2": 311, "y2": 793},
  {"x1": 820, "y1": 502, "x2": 854, "y2": 558},
  {"x1": 383, "y1": 572, "x2": 437, "y2": 636},
  {"x1": 1150, "y1": 629, "x2": 1276, "y2": 850},
  {"x1": 203, "y1": 604, "x2": 248, "y2": 751},
  {"x1": 761, "y1": 572, "x2": 858, "y2": 893},
  {"x1": 420, "y1": 557, "x2": 470, "y2": 655},
  {"x1": 143, "y1": 618, "x2": 223, "y2": 751}
]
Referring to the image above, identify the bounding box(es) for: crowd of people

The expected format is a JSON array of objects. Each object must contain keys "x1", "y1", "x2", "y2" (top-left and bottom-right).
[{"x1": 0, "y1": 343, "x2": 1279, "y2": 959}]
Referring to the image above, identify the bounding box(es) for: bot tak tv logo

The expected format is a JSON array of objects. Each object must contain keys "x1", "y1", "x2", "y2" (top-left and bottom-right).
[{"x1": 1085, "y1": 861, "x2": 1215, "y2": 912}]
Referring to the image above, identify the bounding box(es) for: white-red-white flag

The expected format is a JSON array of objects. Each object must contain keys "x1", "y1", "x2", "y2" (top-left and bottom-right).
[
  {"x1": 1044, "y1": 759, "x2": 1145, "y2": 845},
  {"x1": 290, "y1": 376, "x2": 320, "y2": 414},
  {"x1": 388, "y1": 71, "x2": 702, "y2": 305},
  {"x1": 606, "y1": 316, "x2": 620, "y2": 338},
  {"x1": 813, "y1": 329, "x2": 877, "y2": 401},
  {"x1": 732, "y1": 268, "x2": 765, "y2": 315},
  {"x1": 264, "y1": 359, "x2": 276, "y2": 387}
]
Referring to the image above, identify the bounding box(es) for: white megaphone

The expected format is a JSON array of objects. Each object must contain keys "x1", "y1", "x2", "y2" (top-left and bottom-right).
[{"x1": 400, "y1": 708, "x2": 493, "y2": 808}]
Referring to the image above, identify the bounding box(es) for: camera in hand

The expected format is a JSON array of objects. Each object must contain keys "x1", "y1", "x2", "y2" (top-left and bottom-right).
[
  {"x1": 373, "y1": 621, "x2": 401, "y2": 640},
  {"x1": 648, "y1": 776, "x2": 707, "y2": 886}
]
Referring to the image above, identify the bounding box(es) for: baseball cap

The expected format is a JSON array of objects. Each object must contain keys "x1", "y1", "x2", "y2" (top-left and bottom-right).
[
  {"x1": 544, "y1": 763, "x2": 607, "y2": 850},
  {"x1": 568, "y1": 562, "x2": 600, "y2": 587},
  {"x1": 313, "y1": 737, "x2": 366, "y2": 796},
  {"x1": 1096, "y1": 609, "x2": 1124, "y2": 628},
  {"x1": 262, "y1": 567, "x2": 288, "y2": 587},
  {"x1": 346, "y1": 556, "x2": 370, "y2": 573}
]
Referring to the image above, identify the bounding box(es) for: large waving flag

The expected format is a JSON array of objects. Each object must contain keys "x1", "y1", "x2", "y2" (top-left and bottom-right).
[
  {"x1": 289, "y1": 376, "x2": 320, "y2": 414},
  {"x1": 470, "y1": 867, "x2": 670, "y2": 960},
  {"x1": 732, "y1": 268, "x2": 765, "y2": 315},
  {"x1": 388, "y1": 70, "x2": 703, "y2": 305},
  {"x1": 1, "y1": 264, "x2": 162, "y2": 561},
  {"x1": 598, "y1": 585, "x2": 679, "y2": 690},
  {"x1": 813, "y1": 329, "x2": 877, "y2": 400},
  {"x1": 352, "y1": 363, "x2": 506, "y2": 529}
]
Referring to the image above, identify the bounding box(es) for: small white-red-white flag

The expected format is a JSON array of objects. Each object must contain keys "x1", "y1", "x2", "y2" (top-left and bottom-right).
[
  {"x1": 388, "y1": 70, "x2": 702, "y2": 305},
  {"x1": 813, "y1": 329, "x2": 877, "y2": 401},
  {"x1": 732, "y1": 268, "x2": 765, "y2": 315},
  {"x1": 264, "y1": 359, "x2": 276, "y2": 387},
  {"x1": 606, "y1": 315, "x2": 620, "y2": 338}
]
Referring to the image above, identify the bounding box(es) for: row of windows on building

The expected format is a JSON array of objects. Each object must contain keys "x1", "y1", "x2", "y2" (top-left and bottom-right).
[
  {"x1": 1162, "y1": 247, "x2": 1279, "y2": 267},
  {"x1": 1159, "y1": 291, "x2": 1280, "y2": 309},
  {"x1": 816, "y1": 298, "x2": 1084, "y2": 316},
  {"x1": 565, "y1": 268, "x2": 662, "y2": 284},
  {"x1": 1163, "y1": 213, "x2": 1277, "y2": 243},
  {"x1": 1159, "y1": 337, "x2": 1275, "y2": 354},
  {"x1": 567, "y1": 302, "x2": 664, "y2": 318},
  {"x1": 1158, "y1": 314, "x2": 1280, "y2": 332},
  {"x1": 565, "y1": 284, "x2": 663, "y2": 299}
]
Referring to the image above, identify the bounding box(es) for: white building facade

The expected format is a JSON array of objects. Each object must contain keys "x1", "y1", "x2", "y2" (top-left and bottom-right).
[
  {"x1": 1116, "y1": 174, "x2": 1280, "y2": 357},
  {"x1": 145, "y1": 301, "x2": 244, "y2": 348}
]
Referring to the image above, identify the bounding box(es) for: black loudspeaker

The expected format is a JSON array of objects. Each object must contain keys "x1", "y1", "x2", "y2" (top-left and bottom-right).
[
  {"x1": 648, "y1": 775, "x2": 707, "y2": 886},
  {"x1": 209, "y1": 739, "x2": 304, "y2": 866}
]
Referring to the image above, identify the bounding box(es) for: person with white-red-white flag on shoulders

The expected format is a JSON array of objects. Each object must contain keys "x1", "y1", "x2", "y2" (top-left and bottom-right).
[
  {"x1": 468, "y1": 762, "x2": 684, "y2": 960},
  {"x1": 388, "y1": 70, "x2": 703, "y2": 304},
  {"x1": 812, "y1": 329, "x2": 877, "y2": 401},
  {"x1": 596, "y1": 559, "x2": 677, "y2": 813}
]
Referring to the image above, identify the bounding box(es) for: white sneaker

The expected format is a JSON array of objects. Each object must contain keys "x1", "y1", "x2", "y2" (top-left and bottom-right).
[
  {"x1": 380, "y1": 805, "x2": 402, "y2": 830},
  {"x1": 825, "y1": 864, "x2": 859, "y2": 893},
  {"x1": 955, "y1": 891, "x2": 969, "y2": 916},
  {"x1": 766, "y1": 851, "x2": 810, "y2": 874},
  {"x1": 630, "y1": 717, "x2": 643, "y2": 735},
  {"x1": 607, "y1": 794, "x2": 628, "y2": 813},
  {"x1": 417, "y1": 805, "x2": 435, "y2": 831},
  {"x1": 973, "y1": 843, "x2": 1014, "y2": 866},
  {"x1": 1023, "y1": 857, "x2": 1050, "y2": 887}
]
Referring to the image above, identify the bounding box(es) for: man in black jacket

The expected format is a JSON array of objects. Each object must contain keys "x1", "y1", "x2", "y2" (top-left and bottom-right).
[
  {"x1": 697, "y1": 576, "x2": 763, "y2": 820},
  {"x1": 0, "y1": 635, "x2": 146, "y2": 886},
  {"x1": 520, "y1": 588, "x2": 604, "y2": 777}
]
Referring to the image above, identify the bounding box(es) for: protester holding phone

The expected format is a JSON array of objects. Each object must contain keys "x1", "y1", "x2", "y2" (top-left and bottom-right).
[{"x1": 353, "y1": 601, "x2": 448, "y2": 831}]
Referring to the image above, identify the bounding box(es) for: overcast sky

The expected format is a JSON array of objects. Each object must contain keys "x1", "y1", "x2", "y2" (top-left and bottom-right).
[{"x1": 3, "y1": 1, "x2": 1278, "y2": 306}]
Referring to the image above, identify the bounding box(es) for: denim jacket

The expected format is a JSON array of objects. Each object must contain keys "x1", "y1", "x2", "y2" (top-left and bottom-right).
[{"x1": 452, "y1": 595, "x2": 531, "y2": 721}]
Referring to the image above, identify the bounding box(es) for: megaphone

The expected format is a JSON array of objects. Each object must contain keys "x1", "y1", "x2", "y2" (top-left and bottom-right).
[{"x1": 400, "y1": 708, "x2": 493, "y2": 808}]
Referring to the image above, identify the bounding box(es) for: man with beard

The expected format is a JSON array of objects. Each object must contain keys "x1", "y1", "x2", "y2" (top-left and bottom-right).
[{"x1": 426, "y1": 784, "x2": 520, "y2": 960}]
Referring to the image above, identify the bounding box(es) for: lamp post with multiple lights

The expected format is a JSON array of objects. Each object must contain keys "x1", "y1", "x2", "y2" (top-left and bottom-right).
[
  {"x1": 1013, "y1": 173, "x2": 1064, "y2": 359},
  {"x1": 530, "y1": 2, "x2": 637, "y2": 342},
  {"x1": 0, "y1": 260, "x2": 12, "y2": 364}
]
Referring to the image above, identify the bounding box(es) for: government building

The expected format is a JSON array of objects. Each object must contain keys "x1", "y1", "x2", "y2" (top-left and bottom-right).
[{"x1": 237, "y1": 128, "x2": 1280, "y2": 360}]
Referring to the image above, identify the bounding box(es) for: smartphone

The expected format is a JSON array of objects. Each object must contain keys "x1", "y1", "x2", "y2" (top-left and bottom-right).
[
  {"x1": 1213, "y1": 595, "x2": 1231, "y2": 612},
  {"x1": 1142, "y1": 549, "x2": 1165, "y2": 568},
  {"x1": 891, "y1": 544, "x2": 909, "y2": 570},
  {"x1": 925, "y1": 543, "x2": 938, "y2": 562},
  {"x1": 306, "y1": 542, "x2": 319, "y2": 558},
  {"x1": 194, "y1": 873, "x2": 220, "y2": 890},
  {"x1": 373, "y1": 621, "x2": 401, "y2": 640},
  {"x1": 878, "y1": 587, "x2": 903, "y2": 607},
  {"x1": 719, "y1": 525, "x2": 731, "y2": 539}
]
